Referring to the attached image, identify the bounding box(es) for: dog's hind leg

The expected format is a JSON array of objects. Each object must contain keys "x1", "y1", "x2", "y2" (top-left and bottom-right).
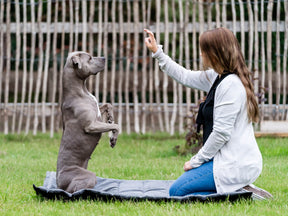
[{"x1": 66, "y1": 169, "x2": 97, "y2": 193}]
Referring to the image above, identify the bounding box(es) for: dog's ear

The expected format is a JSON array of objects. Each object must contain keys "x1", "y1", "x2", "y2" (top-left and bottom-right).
[{"x1": 71, "y1": 55, "x2": 82, "y2": 69}]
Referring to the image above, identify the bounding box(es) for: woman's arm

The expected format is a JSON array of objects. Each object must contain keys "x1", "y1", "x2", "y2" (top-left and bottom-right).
[
  {"x1": 152, "y1": 45, "x2": 216, "y2": 92},
  {"x1": 144, "y1": 29, "x2": 216, "y2": 92}
]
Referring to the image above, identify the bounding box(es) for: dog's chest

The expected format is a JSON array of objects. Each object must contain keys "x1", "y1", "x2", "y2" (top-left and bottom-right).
[{"x1": 87, "y1": 92, "x2": 101, "y2": 118}]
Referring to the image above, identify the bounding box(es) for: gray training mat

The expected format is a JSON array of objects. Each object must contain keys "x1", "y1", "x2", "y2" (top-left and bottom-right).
[{"x1": 33, "y1": 171, "x2": 255, "y2": 202}]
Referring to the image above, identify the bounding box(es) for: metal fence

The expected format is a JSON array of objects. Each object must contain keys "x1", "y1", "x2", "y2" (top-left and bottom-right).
[{"x1": 0, "y1": 0, "x2": 287, "y2": 136}]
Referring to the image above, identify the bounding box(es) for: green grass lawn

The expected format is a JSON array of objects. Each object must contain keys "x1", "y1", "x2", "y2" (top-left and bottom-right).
[{"x1": 0, "y1": 132, "x2": 287, "y2": 216}]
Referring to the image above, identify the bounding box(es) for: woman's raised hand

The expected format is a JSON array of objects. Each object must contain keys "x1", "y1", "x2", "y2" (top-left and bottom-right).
[{"x1": 144, "y1": 29, "x2": 158, "y2": 53}]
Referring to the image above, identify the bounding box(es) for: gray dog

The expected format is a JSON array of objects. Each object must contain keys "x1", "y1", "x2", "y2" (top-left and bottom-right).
[{"x1": 56, "y1": 51, "x2": 119, "y2": 193}]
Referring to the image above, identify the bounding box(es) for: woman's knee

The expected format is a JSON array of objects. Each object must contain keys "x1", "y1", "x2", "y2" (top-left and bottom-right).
[
  {"x1": 169, "y1": 184, "x2": 176, "y2": 196},
  {"x1": 169, "y1": 182, "x2": 183, "y2": 196}
]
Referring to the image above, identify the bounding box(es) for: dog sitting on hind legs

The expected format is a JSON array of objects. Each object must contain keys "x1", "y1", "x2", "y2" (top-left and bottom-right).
[{"x1": 56, "y1": 51, "x2": 119, "y2": 193}]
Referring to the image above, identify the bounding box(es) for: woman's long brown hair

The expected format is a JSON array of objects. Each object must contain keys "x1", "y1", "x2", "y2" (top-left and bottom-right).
[{"x1": 199, "y1": 27, "x2": 259, "y2": 123}]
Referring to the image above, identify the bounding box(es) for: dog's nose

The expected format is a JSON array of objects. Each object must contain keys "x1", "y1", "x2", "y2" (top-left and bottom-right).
[{"x1": 96, "y1": 57, "x2": 105, "y2": 63}]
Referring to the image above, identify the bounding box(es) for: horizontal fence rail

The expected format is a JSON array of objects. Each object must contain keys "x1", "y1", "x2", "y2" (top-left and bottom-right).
[
  {"x1": 2, "y1": 21, "x2": 287, "y2": 33},
  {"x1": 0, "y1": 0, "x2": 288, "y2": 137}
]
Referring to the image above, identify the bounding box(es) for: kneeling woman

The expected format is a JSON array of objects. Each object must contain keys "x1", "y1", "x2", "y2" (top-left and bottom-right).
[{"x1": 144, "y1": 27, "x2": 264, "y2": 196}]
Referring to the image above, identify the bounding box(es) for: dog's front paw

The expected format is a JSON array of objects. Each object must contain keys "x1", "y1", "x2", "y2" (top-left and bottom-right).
[
  {"x1": 109, "y1": 136, "x2": 117, "y2": 148},
  {"x1": 107, "y1": 115, "x2": 114, "y2": 124},
  {"x1": 109, "y1": 126, "x2": 119, "y2": 148}
]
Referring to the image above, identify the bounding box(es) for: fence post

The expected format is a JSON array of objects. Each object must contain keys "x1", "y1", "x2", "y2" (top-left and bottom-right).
[
  {"x1": 12, "y1": 0, "x2": 21, "y2": 134},
  {"x1": 118, "y1": 0, "x2": 124, "y2": 133},
  {"x1": 50, "y1": 0, "x2": 59, "y2": 138},
  {"x1": 267, "y1": 0, "x2": 274, "y2": 120},
  {"x1": 282, "y1": 0, "x2": 288, "y2": 120},
  {"x1": 33, "y1": 0, "x2": 44, "y2": 135},
  {"x1": 25, "y1": 0, "x2": 36, "y2": 134},
  {"x1": 163, "y1": 0, "x2": 170, "y2": 133},
  {"x1": 178, "y1": 0, "x2": 184, "y2": 134},
  {"x1": 170, "y1": 0, "x2": 178, "y2": 135},
  {"x1": 125, "y1": 1, "x2": 131, "y2": 134},
  {"x1": 141, "y1": 0, "x2": 149, "y2": 134},
  {"x1": 111, "y1": 0, "x2": 117, "y2": 105},
  {"x1": 4, "y1": 0, "x2": 11, "y2": 135},
  {"x1": 41, "y1": 0, "x2": 52, "y2": 133},
  {"x1": 275, "y1": 0, "x2": 281, "y2": 120},
  {"x1": 0, "y1": 0, "x2": 4, "y2": 117},
  {"x1": 155, "y1": 0, "x2": 164, "y2": 132}
]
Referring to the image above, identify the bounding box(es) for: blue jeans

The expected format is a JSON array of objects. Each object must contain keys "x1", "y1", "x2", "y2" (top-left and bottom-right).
[{"x1": 169, "y1": 160, "x2": 217, "y2": 196}]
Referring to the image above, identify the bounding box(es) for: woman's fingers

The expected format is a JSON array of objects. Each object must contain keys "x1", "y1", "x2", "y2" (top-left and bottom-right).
[
  {"x1": 144, "y1": 37, "x2": 151, "y2": 45},
  {"x1": 144, "y1": 29, "x2": 158, "y2": 53},
  {"x1": 144, "y1": 28, "x2": 154, "y2": 39},
  {"x1": 144, "y1": 29, "x2": 155, "y2": 44}
]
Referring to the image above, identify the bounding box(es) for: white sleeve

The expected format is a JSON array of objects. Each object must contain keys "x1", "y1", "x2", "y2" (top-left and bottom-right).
[
  {"x1": 152, "y1": 45, "x2": 217, "y2": 92},
  {"x1": 189, "y1": 77, "x2": 245, "y2": 167}
]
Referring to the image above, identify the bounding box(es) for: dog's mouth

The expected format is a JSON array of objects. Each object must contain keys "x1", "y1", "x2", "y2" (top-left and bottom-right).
[
  {"x1": 93, "y1": 66, "x2": 105, "y2": 75},
  {"x1": 92, "y1": 57, "x2": 105, "y2": 74}
]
